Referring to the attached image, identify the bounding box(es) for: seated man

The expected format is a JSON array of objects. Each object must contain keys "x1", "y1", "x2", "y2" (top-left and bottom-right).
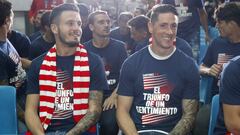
[
  {"x1": 117, "y1": 4, "x2": 199, "y2": 135},
  {"x1": 25, "y1": 4, "x2": 108, "y2": 135}
]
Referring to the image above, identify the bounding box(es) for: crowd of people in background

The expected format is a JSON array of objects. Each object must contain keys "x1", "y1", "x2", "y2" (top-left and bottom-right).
[{"x1": 1, "y1": 0, "x2": 240, "y2": 135}]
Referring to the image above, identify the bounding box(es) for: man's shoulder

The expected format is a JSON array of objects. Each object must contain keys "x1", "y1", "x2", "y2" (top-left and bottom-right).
[
  {"x1": 87, "y1": 51, "x2": 101, "y2": 63},
  {"x1": 31, "y1": 53, "x2": 46, "y2": 66},
  {"x1": 31, "y1": 36, "x2": 44, "y2": 46},
  {"x1": 110, "y1": 38, "x2": 125, "y2": 46}
]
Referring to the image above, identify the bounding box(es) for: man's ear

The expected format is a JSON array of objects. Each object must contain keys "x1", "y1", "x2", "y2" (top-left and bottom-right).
[
  {"x1": 148, "y1": 21, "x2": 153, "y2": 34},
  {"x1": 4, "y1": 17, "x2": 10, "y2": 25},
  {"x1": 50, "y1": 24, "x2": 58, "y2": 34},
  {"x1": 89, "y1": 24, "x2": 94, "y2": 32}
]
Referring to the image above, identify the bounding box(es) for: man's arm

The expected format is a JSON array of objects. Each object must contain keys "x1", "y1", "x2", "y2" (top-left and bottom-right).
[
  {"x1": 67, "y1": 90, "x2": 103, "y2": 135},
  {"x1": 25, "y1": 94, "x2": 44, "y2": 135},
  {"x1": 198, "y1": 8, "x2": 211, "y2": 44},
  {"x1": 223, "y1": 104, "x2": 240, "y2": 134},
  {"x1": 21, "y1": 58, "x2": 32, "y2": 70},
  {"x1": 169, "y1": 99, "x2": 198, "y2": 135},
  {"x1": 116, "y1": 95, "x2": 138, "y2": 135},
  {"x1": 200, "y1": 63, "x2": 222, "y2": 78}
]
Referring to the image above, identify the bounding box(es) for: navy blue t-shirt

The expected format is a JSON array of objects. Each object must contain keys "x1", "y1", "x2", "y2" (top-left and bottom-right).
[
  {"x1": 202, "y1": 37, "x2": 240, "y2": 95},
  {"x1": 118, "y1": 46, "x2": 199, "y2": 133},
  {"x1": 29, "y1": 36, "x2": 55, "y2": 60},
  {"x1": 214, "y1": 56, "x2": 240, "y2": 134},
  {"x1": 162, "y1": 0, "x2": 203, "y2": 42},
  {"x1": 84, "y1": 38, "x2": 128, "y2": 96},
  {"x1": 8, "y1": 30, "x2": 31, "y2": 58},
  {"x1": 26, "y1": 51, "x2": 109, "y2": 132}
]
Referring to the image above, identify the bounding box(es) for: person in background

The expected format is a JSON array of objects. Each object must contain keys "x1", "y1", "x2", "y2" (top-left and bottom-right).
[
  {"x1": 110, "y1": 12, "x2": 134, "y2": 55},
  {"x1": 0, "y1": 0, "x2": 27, "y2": 133},
  {"x1": 199, "y1": 1, "x2": 240, "y2": 98},
  {"x1": 117, "y1": 4, "x2": 199, "y2": 135},
  {"x1": 77, "y1": 3, "x2": 92, "y2": 43},
  {"x1": 162, "y1": 0, "x2": 210, "y2": 62},
  {"x1": 29, "y1": 10, "x2": 45, "y2": 41},
  {"x1": 29, "y1": 11, "x2": 55, "y2": 60},
  {"x1": 128, "y1": 15, "x2": 151, "y2": 53},
  {"x1": 25, "y1": 4, "x2": 108, "y2": 135},
  {"x1": 211, "y1": 2, "x2": 240, "y2": 135},
  {"x1": 133, "y1": 7, "x2": 146, "y2": 17},
  {"x1": 84, "y1": 10, "x2": 128, "y2": 135},
  {"x1": 28, "y1": 0, "x2": 63, "y2": 25}
]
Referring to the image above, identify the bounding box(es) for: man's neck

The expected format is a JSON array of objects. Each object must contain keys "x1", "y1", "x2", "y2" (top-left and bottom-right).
[
  {"x1": 92, "y1": 35, "x2": 110, "y2": 48},
  {"x1": 55, "y1": 41, "x2": 77, "y2": 56},
  {"x1": 0, "y1": 28, "x2": 7, "y2": 42},
  {"x1": 151, "y1": 42, "x2": 175, "y2": 57}
]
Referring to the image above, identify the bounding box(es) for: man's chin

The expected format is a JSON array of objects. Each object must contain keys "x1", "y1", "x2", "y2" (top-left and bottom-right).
[{"x1": 65, "y1": 42, "x2": 79, "y2": 47}]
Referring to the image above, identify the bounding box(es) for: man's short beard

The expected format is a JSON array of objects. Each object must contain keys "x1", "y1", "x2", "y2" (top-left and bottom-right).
[{"x1": 58, "y1": 32, "x2": 79, "y2": 47}]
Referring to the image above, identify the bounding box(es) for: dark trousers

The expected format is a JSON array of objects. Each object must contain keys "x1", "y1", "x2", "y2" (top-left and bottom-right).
[{"x1": 99, "y1": 105, "x2": 119, "y2": 135}]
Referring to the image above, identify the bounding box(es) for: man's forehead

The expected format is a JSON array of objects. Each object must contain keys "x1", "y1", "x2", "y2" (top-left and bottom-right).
[
  {"x1": 94, "y1": 14, "x2": 110, "y2": 21},
  {"x1": 60, "y1": 11, "x2": 80, "y2": 20}
]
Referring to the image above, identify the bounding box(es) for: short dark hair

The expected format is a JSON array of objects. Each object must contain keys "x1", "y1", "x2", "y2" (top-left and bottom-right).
[
  {"x1": 118, "y1": 12, "x2": 133, "y2": 21},
  {"x1": 77, "y1": 3, "x2": 90, "y2": 17},
  {"x1": 50, "y1": 3, "x2": 79, "y2": 25},
  {"x1": 215, "y1": 2, "x2": 240, "y2": 26},
  {"x1": 135, "y1": 7, "x2": 146, "y2": 15},
  {"x1": 128, "y1": 15, "x2": 150, "y2": 34},
  {"x1": 41, "y1": 11, "x2": 51, "y2": 28},
  {"x1": 150, "y1": 4, "x2": 178, "y2": 24},
  {"x1": 0, "y1": 0, "x2": 12, "y2": 27},
  {"x1": 88, "y1": 10, "x2": 108, "y2": 25}
]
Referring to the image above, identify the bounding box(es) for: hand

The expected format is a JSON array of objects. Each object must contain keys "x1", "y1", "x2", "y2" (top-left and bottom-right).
[
  {"x1": 103, "y1": 94, "x2": 117, "y2": 111},
  {"x1": 15, "y1": 80, "x2": 23, "y2": 89},
  {"x1": 209, "y1": 64, "x2": 222, "y2": 78}
]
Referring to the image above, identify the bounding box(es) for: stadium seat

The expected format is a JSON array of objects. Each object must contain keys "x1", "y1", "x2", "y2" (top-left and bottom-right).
[
  {"x1": 0, "y1": 86, "x2": 18, "y2": 134},
  {"x1": 208, "y1": 94, "x2": 219, "y2": 135},
  {"x1": 199, "y1": 76, "x2": 213, "y2": 104}
]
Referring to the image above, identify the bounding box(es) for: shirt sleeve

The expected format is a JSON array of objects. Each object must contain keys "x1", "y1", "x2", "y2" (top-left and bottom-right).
[{"x1": 117, "y1": 58, "x2": 135, "y2": 96}]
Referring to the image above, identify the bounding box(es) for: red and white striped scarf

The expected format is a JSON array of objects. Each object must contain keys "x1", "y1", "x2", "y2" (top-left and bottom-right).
[{"x1": 38, "y1": 44, "x2": 95, "y2": 132}]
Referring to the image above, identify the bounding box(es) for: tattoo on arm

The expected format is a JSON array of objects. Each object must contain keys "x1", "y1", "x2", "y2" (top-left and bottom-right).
[
  {"x1": 68, "y1": 90, "x2": 103, "y2": 134},
  {"x1": 169, "y1": 99, "x2": 198, "y2": 135}
]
